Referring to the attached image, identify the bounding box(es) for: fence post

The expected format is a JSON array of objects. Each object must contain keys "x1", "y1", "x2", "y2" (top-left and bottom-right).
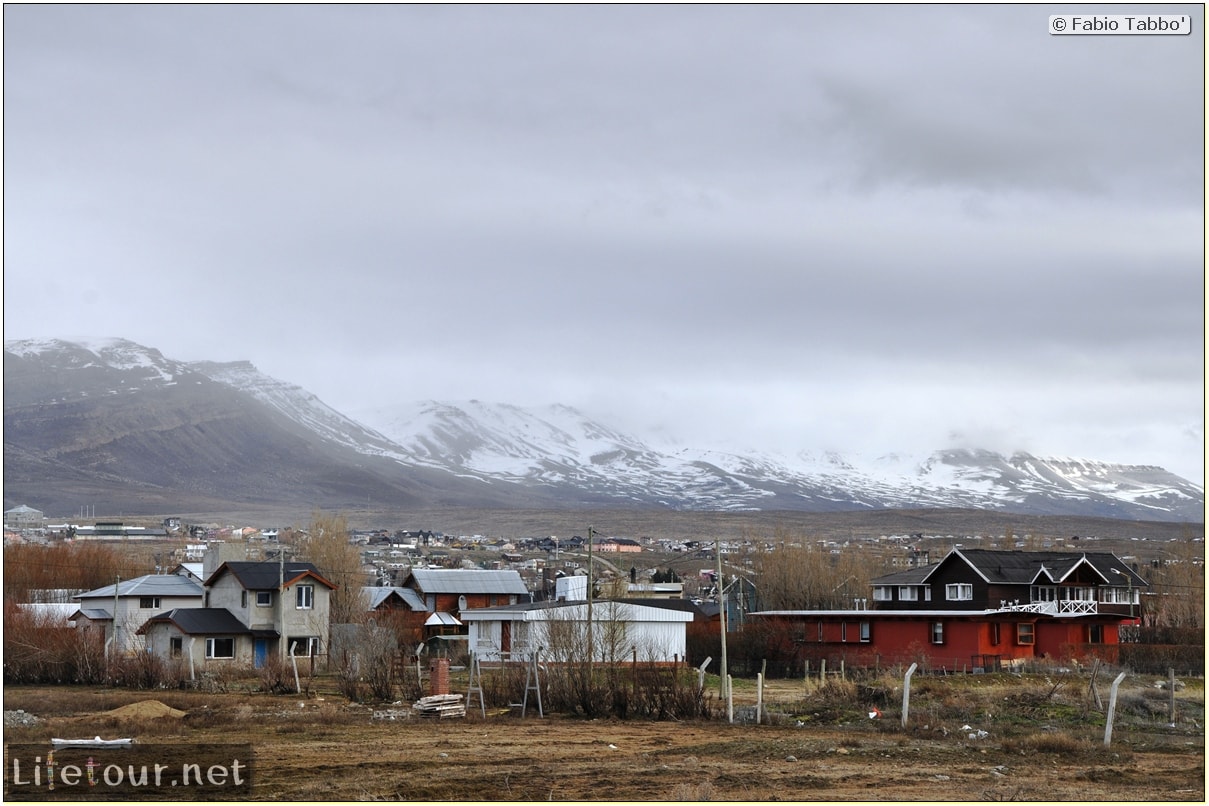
[
  {"x1": 696, "y1": 657, "x2": 712, "y2": 694},
  {"x1": 1104, "y1": 672, "x2": 1128, "y2": 747},
  {"x1": 902, "y1": 662, "x2": 918, "y2": 730},
  {"x1": 1168, "y1": 668, "x2": 1176, "y2": 726},
  {"x1": 726, "y1": 674, "x2": 734, "y2": 724}
]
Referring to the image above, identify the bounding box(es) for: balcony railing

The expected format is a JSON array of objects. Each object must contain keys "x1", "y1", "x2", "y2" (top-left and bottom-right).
[{"x1": 993, "y1": 599, "x2": 1098, "y2": 616}]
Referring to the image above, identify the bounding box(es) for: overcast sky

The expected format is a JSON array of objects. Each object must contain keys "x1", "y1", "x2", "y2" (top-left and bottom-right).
[{"x1": 4, "y1": 4, "x2": 1205, "y2": 482}]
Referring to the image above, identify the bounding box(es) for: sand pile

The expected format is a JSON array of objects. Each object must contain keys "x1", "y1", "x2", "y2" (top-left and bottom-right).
[{"x1": 103, "y1": 700, "x2": 186, "y2": 720}]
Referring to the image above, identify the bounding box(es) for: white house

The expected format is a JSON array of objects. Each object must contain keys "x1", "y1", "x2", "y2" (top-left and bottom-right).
[{"x1": 460, "y1": 599, "x2": 694, "y2": 664}]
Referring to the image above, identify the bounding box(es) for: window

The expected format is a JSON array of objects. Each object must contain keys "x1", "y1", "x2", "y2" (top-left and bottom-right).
[
  {"x1": 945, "y1": 583, "x2": 973, "y2": 601},
  {"x1": 257, "y1": 591, "x2": 272, "y2": 607},
  {"x1": 241, "y1": 591, "x2": 248, "y2": 608},
  {"x1": 1016, "y1": 623, "x2": 1034, "y2": 645},
  {"x1": 1032, "y1": 585, "x2": 1057, "y2": 602},
  {"x1": 288, "y1": 637, "x2": 319, "y2": 657},
  {"x1": 990, "y1": 622, "x2": 1001, "y2": 646},
  {"x1": 169, "y1": 637, "x2": 183, "y2": 658},
  {"x1": 1087, "y1": 624, "x2": 1103, "y2": 644},
  {"x1": 859, "y1": 622, "x2": 871, "y2": 643},
  {"x1": 139, "y1": 597, "x2": 161, "y2": 609},
  {"x1": 898, "y1": 586, "x2": 918, "y2": 601},
  {"x1": 841, "y1": 622, "x2": 848, "y2": 642},
  {"x1": 931, "y1": 621, "x2": 945, "y2": 644},
  {"x1": 296, "y1": 584, "x2": 314, "y2": 610},
  {"x1": 872, "y1": 586, "x2": 892, "y2": 601},
  {"x1": 205, "y1": 638, "x2": 235, "y2": 659},
  {"x1": 923, "y1": 587, "x2": 932, "y2": 601},
  {"x1": 1099, "y1": 588, "x2": 1136, "y2": 605}
]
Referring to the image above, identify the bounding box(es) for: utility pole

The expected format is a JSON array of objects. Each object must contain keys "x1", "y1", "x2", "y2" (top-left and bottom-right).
[
  {"x1": 586, "y1": 525, "x2": 595, "y2": 666},
  {"x1": 113, "y1": 574, "x2": 121, "y2": 656},
  {"x1": 278, "y1": 545, "x2": 286, "y2": 661},
  {"x1": 716, "y1": 537, "x2": 727, "y2": 700}
]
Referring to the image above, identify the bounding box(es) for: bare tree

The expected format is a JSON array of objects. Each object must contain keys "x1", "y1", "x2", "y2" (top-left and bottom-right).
[
  {"x1": 293, "y1": 510, "x2": 369, "y2": 625},
  {"x1": 751, "y1": 527, "x2": 888, "y2": 610},
  {"x1": 1144, "y1": 530, "x2": 1204, "y2": 631}
]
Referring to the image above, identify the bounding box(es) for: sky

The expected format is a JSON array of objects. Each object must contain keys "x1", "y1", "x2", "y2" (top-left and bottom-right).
[{"x1": 3, "y1": 4, "x2": 1205, "y2": 483}]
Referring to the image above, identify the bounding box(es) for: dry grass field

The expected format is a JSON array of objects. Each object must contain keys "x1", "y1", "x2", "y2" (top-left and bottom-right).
[{"x1": 3, "y1": 670, "x2": 1203, "y2": 802}]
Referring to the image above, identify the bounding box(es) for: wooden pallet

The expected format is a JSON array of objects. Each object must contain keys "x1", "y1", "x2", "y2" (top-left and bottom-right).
[{"x1": 413, "y1": 693, "x2": 466, "y2": 719}]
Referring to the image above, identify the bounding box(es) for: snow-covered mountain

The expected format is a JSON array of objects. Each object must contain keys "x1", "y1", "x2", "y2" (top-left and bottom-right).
[
  {"x1": 4, "y1": 338, "x2": 1204, "y2": 521},
  {"x1": 350, "y1": 399, "x2": 1204, "y2": 520}
]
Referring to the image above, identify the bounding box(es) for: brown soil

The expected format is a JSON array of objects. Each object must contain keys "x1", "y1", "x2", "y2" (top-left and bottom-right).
[
  {"x1": 101, "y1": 699, "x2": 187, "y2": 720},
  {"x1": 2, "y1": 683, "x2": 1204, "y2": 802}
]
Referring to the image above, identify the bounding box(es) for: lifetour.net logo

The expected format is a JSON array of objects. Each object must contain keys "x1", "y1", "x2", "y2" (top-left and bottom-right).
[{"x1": 5, "y1": 743, "x2": 253, "y2": 801}]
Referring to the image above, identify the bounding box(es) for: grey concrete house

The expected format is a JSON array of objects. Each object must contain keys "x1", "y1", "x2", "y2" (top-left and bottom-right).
[{"x1": 138, "y1": 561, "x2": 336, "y2": 670}]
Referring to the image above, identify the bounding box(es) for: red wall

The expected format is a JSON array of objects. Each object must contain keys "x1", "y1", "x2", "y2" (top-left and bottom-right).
[{"x1": 758, "y1": 613, "x2": 1125, "y2": 671}]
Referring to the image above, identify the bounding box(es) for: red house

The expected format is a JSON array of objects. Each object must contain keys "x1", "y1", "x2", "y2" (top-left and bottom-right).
[{"x1": 753, "y1": 549, "x2": 1146, "y2": 672}]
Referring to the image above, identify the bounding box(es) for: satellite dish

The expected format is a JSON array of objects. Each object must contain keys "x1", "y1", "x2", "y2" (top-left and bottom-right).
[{"x1": 458, "y1": 595, "x2": 468, "y2": 611}]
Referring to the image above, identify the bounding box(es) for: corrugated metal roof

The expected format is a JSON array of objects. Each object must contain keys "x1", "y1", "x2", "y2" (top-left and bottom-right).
[
  {"x1": 407, "y1": 568, "x2": 527, "y2": 595},
  {"x1": 424, "y1": 611, "x2": 463, "y2": 626},
  {"x1": 75, "y1": 574, "x2": 203, "y2": 600},
  {"x1": 364, "y1": 586, "x2": 426, "y2": 611}
]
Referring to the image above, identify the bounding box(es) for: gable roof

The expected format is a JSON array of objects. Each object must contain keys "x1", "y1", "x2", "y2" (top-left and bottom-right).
[
  {"x1": 75, "y1": 574, "x2": 204, "y2": 601},
  {"x1": 204, "y1": 561, "x2": 337, "y2": 591},
  {"x1": 404, "y1": 568, "x2": 528, "y2": 596},
  {"x1": 873, "y1": 549, "x2": 1147, "y2": 587},
  {"x1": 364, "y1": 586, "x2": 426, "y2": 611},
  {"x1": 69, "y1": 607, "x2": 113, "y2": 622},
  {"x1": 136, "y1": 607, "x2": 272, "y2": 636}
]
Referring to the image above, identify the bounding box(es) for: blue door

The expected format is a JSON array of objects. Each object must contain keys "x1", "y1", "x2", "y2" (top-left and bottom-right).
[{"x1": 254, "y1": 639, "x2": 268, "y2": 669}]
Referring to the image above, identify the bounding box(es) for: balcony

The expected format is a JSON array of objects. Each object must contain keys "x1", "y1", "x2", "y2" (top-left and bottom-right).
[{"x1": 993, "y1": 599, "x2": 1098, "y2": 616}]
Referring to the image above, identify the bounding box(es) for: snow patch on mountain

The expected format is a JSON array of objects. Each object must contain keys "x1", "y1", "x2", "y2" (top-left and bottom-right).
[{"x1": 6, "y1": 338, "x2": 1203, "y2": 520}]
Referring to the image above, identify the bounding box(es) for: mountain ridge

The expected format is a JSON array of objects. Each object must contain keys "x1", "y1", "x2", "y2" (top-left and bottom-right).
[{"x1": 3, "y1": 338, "x2": 1203, "y2": 522}]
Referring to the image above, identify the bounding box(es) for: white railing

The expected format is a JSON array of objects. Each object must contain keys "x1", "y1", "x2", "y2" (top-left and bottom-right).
[
  {"x1": 994, "y1": 599, "x2": 1098, "y2": 616},
  {"x1": 996, "y1": 600, "x2": 1057, "y2": 615}
]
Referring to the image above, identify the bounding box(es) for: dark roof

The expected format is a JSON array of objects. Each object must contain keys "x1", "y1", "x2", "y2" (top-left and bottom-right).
[
  {"x1": 70, "y1": 607, "x2": 112, "y2": 621},
  {"x1": 872, "y1": 549, "x2": 1147, "y2": 587},
  {"x1": 205, "y1": 561, "x2": 337, "y2": 591},
  {"x1": 870, "y1": 566, "x2": 933, "y2": 586},
  {"x1": 136, "y1": 608, "x2": 268, "y2": 636},
  {"x1": 612, "y1": 598, "x2": 711, "y2": 618}
]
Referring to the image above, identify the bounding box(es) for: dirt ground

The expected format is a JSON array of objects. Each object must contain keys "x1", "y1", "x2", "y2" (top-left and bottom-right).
[{"x1": 3, "y1": 680, "x2": 1204, "y2": 802}]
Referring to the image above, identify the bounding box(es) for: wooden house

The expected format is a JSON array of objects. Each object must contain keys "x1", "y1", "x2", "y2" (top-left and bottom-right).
[{"x1": 753, "y1": 549, "x2": 1146, "y2": 671}]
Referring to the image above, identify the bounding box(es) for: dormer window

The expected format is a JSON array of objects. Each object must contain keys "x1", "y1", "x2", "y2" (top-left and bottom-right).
[{"x1": 945, "y1": 583, "x2": 973, "y2": 601}]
